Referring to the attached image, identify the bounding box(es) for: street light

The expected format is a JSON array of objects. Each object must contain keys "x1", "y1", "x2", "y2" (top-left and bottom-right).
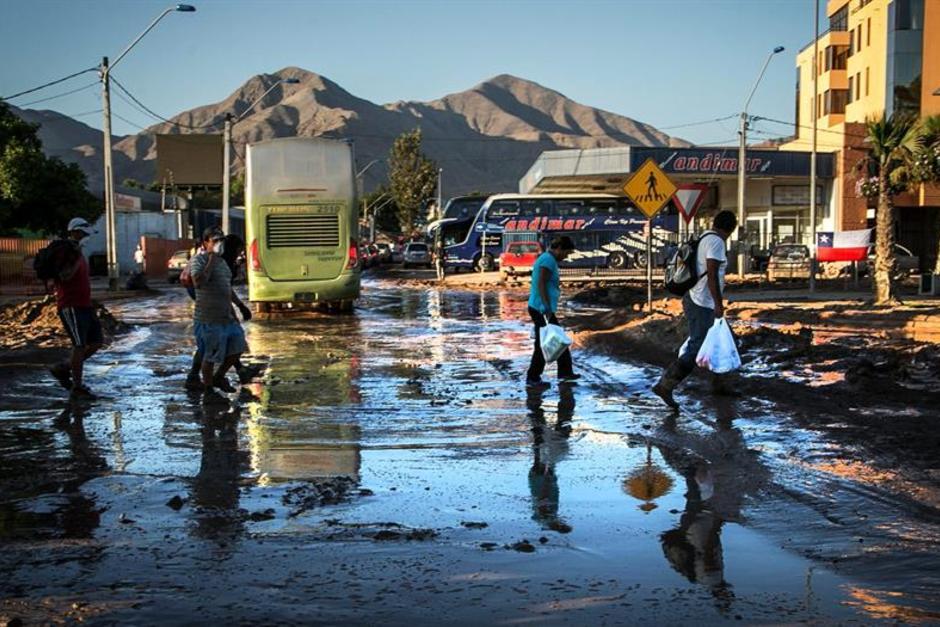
[
  {"x1": 222, "y1": 77, "x2": 300, "y2": 232},
  {"x1": 736, "y1": 45, "x2": 785, "y2": 278},
  {"x1": 100, "y1": 4, "x2": 195, "y2": 288},
  {"x1": 355, "y1": 159, "x2": 384, "y2": 241}
]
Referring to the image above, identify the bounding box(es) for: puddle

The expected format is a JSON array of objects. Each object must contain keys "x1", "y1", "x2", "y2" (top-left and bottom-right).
[{"x1": 0, "y1": 283, "x2": 938, "y2": 623}]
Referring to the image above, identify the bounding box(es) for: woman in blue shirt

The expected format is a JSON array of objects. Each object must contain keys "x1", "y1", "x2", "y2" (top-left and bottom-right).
[{"x1": 527, "y1": 236, "x2": 579, "y2": 387}]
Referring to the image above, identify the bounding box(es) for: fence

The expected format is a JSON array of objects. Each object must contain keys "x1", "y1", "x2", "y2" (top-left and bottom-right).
[
  {"x1": 141, "y1": 236, "x2": 195, "y2": 278},
  {"x1": 0, "y1": 237, "x2": 52, "y2": 296}
]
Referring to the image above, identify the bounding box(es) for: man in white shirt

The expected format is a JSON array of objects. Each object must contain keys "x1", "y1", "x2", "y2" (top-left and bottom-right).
[{"x1": 653, "y1": 210, "x2": 737, "y2": 409}]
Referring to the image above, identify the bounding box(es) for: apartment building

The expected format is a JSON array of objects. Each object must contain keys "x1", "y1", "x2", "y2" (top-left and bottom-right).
[{"x1": 782, "y1": 0, "x2": 940, "y2": 269}]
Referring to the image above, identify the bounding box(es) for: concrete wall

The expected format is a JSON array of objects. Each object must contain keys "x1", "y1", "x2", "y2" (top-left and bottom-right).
[{"x1": 84, "y1": 211, "x2": 184, "y2": 276}]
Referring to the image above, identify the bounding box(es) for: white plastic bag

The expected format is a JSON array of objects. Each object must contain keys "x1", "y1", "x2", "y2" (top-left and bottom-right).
[
  {"x1": 540, "y1": 323, "x2": 572, "y2": 363},
  {"x1": 695, "y1": 319, "x2": 741, "y2": 373}
]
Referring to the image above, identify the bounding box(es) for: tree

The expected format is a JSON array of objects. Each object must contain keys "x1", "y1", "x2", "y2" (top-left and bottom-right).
[
  {"x1": 363, "y1": 186, "x2": 399, "y2": 235},
  {"x1": 388, "y1": 129, "x2": 437, "y2": 235},
  {"x1": 0, "y1": 102, "x2": 98, "y2": 235},
  {"x1": 856, "y1": 113, "x2": 923, "y2": 305},
  {"x1": 909, "y1": 115, "x2": 940, "y2": 273}
]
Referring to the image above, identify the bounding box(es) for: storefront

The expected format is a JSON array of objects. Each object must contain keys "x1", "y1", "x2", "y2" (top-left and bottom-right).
[{"x1": 519, "y1": 146, "x2": 836, "y2": 254}]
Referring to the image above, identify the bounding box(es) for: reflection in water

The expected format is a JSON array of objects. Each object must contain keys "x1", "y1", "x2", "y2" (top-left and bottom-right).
[
  {"x1": 659, "y1": 463, "x2": 733, "y2": 613},
  {"x1": 527, "y1": 385, "x2": 574, "y2": 534},
  {"x1": 623, "y1": 443, "x2": 674, "y2": 513},
  {"x1": 190, "y1": 404, "x2": 249, "y2": 542}
]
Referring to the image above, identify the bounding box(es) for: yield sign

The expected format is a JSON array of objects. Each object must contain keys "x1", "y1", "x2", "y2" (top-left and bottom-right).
[
  {"x1": 623, "y1": 158, "x2": 677, "y2": 219},
  {"x1": 672, "y1": 184, "x2": 709, "y2": 224}
]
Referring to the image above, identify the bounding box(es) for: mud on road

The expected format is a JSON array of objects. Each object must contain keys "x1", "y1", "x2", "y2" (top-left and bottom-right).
[{"x1": 1, "y1": 280, "x2": 939, "y2": 624}]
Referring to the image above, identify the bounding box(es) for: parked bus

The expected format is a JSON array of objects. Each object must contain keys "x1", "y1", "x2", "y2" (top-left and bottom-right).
[
  {"x1": 442, "y1": 193, "x2": 678, "y2": 272},
  {"x1": 433, "y1": 195, "x2": 488, "y2": 244},
  {"x1": 245, "y1": 138, "x2": 360, "y2": 313}
]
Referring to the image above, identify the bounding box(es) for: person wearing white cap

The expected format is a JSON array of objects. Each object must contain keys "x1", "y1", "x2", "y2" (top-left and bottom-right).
[{"x1": 48, "y1": 217, "x2": 102, "y2": 400}]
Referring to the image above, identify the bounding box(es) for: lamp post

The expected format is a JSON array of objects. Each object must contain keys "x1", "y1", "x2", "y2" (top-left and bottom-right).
[
  {"x1": 736, "y1": 45, "x2": 785, "y2": 278},
  {"x1": 355, "y1": 159, "x2": 383, "y2": 241},
  {"x1": 809, "y1": 0, "x2": 820, "y2": 292},
  {"x1": 222, "y1": 76, "x2": 300, "y2": 233},
  {"x1": 100, "y1": 4, "x2": 195, "y2": 289}
]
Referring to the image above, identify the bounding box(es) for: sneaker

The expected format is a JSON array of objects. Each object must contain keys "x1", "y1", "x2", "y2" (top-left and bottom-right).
[
  {"x1": 558, "y1": 374, "x2": 581, "y2": 384},
  {"x1": 70, "y1": 384, "x2": 98, "y2": 401},
  {"x1": 525, "y1": 378, "x2": 550, "y2": 390},
  {"x1": 212, "y1": 375, "x2": 237, "y2": 393},
  {"x1": 49, "y1": 363, "x2": 72, "y2": 390}
]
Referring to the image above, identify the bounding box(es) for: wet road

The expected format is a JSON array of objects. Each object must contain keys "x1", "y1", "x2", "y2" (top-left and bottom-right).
[{"x1": 1, "y1": 281, "x2": 939, "y2": 624}]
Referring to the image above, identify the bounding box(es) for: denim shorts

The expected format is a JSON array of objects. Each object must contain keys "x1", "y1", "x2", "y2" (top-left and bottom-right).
[{"x1": 194, "y1": 321, "x2": 247, "y2": 364}]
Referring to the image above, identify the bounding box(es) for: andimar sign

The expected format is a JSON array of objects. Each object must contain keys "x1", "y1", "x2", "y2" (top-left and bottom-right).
[{"x1": 631, "y1": 147, "x2": 834, "y2": 179}]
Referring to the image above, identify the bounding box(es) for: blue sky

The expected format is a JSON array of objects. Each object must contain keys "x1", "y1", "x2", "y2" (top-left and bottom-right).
[{"x1": 1, "y1": 0, "x2": 823, "y2": 145}]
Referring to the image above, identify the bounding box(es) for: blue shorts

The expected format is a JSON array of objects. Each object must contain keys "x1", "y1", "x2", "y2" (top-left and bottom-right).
[{"x1": 194, "y1": 321, "x2": 247, "y2": 365}]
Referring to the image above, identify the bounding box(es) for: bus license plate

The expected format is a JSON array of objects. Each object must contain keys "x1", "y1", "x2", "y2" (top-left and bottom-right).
[{"x1": 295, "y1": 292, "x2": 318, "y2": 302}]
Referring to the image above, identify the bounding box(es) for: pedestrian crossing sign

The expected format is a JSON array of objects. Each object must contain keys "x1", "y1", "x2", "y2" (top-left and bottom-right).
[{"x1": 623, "y1": 158, "x2": 677, "y2": 219}]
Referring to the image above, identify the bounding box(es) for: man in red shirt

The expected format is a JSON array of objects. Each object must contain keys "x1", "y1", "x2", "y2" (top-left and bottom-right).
[{"x1": 49, "y1": 217, "x2": 103, "y2": 400}]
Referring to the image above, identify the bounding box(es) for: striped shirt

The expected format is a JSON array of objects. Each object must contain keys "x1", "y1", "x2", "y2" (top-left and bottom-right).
[{"x1": 189, "y1": 252, "x2": 235, "y2": 323}]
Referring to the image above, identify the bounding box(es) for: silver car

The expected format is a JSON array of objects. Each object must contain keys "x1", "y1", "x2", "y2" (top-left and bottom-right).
[{"x1": 402, "y1": 242, "x2": 431, "y2": 268}]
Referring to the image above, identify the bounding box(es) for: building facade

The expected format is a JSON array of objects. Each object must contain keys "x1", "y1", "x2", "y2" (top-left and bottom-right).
[{"x1": 782, "y1": 0, "x2": 940, "y2": 270}]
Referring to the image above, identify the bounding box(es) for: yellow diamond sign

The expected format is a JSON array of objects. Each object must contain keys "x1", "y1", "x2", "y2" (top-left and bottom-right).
[{"x1": 623, "y1": 158, "x2": 677, "y2": 219}]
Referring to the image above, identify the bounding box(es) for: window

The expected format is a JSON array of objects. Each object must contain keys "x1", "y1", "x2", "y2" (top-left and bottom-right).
[
  {"x1": 830, "y1": 5, "x2": 848, "y2": 31},
  {"x1": 867, "y1": 17, "x2": 871, "y2": 45},
  {"x1": 858, "y1": 24, "x2": 863, "y2": 48},
  {"x1": 865, "y1": 66, "x2": 870, "y2": 95},
  {"x1": 856, "y1": 72, "x2": 861, "y2": 100},
  {"x1": 818, "y1": 51, "x2": 824, "y2": 75},
  {"x1": 817, "y1": 94, "x2": 822, "y2": 118},
  {"x1": 520, "y1": 199, "x2": 549, "y2": 217},
  {"x1": 488, "y1": 200, "x2": 519, "y2": 217},
  {"x1": 824, "y1": 89, "x2": 849, "y2": 114},
  {"x1": 552, "y1": 200, "x2": 585, "y2": 216},
  {"x1": 848, "y1": 76, "x2": 855, "y2": 103},
  {"x1": 849, "y1": 29, "x2": 854, "y2": 56},
  {"x1": 825, "y1": 45, "x2": 848, "y2": 70}
]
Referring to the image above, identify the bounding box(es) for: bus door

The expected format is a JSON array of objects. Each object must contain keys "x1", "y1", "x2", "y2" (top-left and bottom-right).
[{"x1": 260, "y1": 202, "x2": 347, "y2": 281}]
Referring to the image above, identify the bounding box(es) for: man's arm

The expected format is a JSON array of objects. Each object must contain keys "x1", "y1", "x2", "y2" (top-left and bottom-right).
[
  {"x1": 230, "y1": 289, "x2": 251, "y2": 320},
  {"x1": 706, "y1": 258, "x2": 723, "y2": 318},
  {"x1": 538, "y1": 266, "x2": 552, "y2": 314},
  {"x1": 190, "y1": 253, "x2": 215, "y2": 288}
]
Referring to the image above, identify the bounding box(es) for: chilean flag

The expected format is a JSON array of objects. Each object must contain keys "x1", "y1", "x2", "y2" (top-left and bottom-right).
[{"x1": 816, "y1": 229, "x2": 871, "y2": 262}]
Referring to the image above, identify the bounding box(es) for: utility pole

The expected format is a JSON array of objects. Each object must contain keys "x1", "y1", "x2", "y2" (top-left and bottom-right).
[
  {"x1": 736, "y1": 45, "x2": 785, "y2": 278},
  {"x1": 222, "y1": 113, "x2": 233, "y2": 233},
  {"x1": 809, "y1": 0, "x2": 820, "y2": 292},
  {"x1": 100, "y1": 56, "x2": 118, "y2": 289},
  {"x1": 437, "y1": 168, "x2": 443, "y2": 221},
  {"x1": 736, "y1": 111, "x2": 748, "y2": 278}
]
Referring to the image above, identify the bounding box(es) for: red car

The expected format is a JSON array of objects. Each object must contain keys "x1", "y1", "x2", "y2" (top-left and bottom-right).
[{"x1": 500, "y1": 241, "x2": 542, "y2": 277}]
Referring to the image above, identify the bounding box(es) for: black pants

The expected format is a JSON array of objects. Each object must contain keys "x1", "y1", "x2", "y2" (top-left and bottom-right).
[{"x1": 527, "y1": 307, "x2": 574, "y2": 381}]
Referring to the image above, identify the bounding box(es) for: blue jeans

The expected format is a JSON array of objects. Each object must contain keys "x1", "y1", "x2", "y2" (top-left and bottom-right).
[{"x1": 678, "y1": 295, "x2": 715, "y2": 370}]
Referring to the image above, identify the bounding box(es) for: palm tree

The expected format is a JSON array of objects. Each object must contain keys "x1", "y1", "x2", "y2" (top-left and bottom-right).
[
  {"x1": 857, "y1": 113, "x2": 922, "y2": 305},
  {"x1": 910, "y1": 115, "x2": 940, "y2": 274}
]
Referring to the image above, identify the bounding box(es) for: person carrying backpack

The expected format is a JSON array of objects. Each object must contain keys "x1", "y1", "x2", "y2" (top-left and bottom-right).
[
  {"x1": 652, "y1": 210, "x2": 737, "y2": 409},
  {"x1": 46, "y1": 217, "x2": 103, "y2": 400}
]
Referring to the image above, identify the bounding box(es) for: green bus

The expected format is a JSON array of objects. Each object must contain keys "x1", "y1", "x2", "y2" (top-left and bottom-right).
[{"x1": 245, "y1": 138, "x2": 360, "y2": 313}]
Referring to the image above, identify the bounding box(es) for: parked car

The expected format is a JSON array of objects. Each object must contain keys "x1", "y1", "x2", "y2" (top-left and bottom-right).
[
  {"x1": 368, "y1": 244, "x2": 381, "y2": 266},
  {"x1": 766, "y1": 244, "x2": 811, "y2": 282},
  {"x1": 861, "y1": 244, "x2": 920, "y2": 278},
  {"x1": 402, "y1": 242, "x2": 431, "y2": 268},
  {"x1": 358, "y1": 245, "x2": 375, "y2": 269},
  {"x1": 166, "y1": 249, "x2": 191, "y2": 283},
  {"x1": 823, "y1": 243, "x2": 920, "y2": 279},
  {"x1": 375, "y1": 242, "x2": 392, "y2": 263},
  {"x1": 499, "y1": 241, "x2": 542, "y2": 277}
]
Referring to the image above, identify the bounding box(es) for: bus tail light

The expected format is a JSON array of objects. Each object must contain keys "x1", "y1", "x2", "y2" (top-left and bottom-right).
[
  {"x1": 249, "y1": 238, "x2": 262, "y2": 272},
  {"x1": 347, "y1": 239, "x2": 359, "y2": 270}
]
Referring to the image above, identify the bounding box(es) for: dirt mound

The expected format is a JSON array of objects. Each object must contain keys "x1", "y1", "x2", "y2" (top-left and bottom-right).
[{"x1": 0, "y1": 296, "x2": 128, "y2": 351}]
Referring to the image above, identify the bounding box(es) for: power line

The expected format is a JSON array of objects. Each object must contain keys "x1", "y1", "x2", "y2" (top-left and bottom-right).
[
  {"x1": 752, "y1": 114, "x2": 869, "y2": 140},
  {"x1": 110, "y1": 75, "x2": 218, "y2": 130},
  {"x1": 19, "y1": 81, "x2": 99, "y2": 107},
  {"x1": 659, "y1": 114, "x2": 738, "y2": 130},
  {"x1": 1, "y1": 67, "x2": 98, "y2": 101}
]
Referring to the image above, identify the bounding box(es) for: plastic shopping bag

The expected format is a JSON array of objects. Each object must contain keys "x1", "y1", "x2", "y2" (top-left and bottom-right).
[
  {"x1": 540, "y1": 323, "x2": 572, "y2": 364},
  {"x1": 695, "y1": 319, "x2": 741, "y2": 374}
]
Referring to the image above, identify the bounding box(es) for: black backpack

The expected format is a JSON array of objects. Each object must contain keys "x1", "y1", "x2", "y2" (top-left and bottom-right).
[
  {"x1": 663, "y1": 232, "x2": 720, "y2": 297},
  {"x1": 33, "y1": 239, "x2": 77, "y2": 281}
]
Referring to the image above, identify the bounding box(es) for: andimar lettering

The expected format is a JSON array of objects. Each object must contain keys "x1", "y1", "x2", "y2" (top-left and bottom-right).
[{"x1": 671, "y1": 153, "x2": 766, "y2": 173}]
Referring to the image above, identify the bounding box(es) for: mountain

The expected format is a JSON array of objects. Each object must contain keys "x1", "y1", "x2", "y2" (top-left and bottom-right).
[{"x1": 14, "y1": 67, "x2": 690, "y2": 196}]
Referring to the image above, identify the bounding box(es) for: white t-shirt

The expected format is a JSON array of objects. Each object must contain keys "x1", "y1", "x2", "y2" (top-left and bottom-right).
[{"x1": 689, "y1": 232, "x2": 727, "y2": 309}]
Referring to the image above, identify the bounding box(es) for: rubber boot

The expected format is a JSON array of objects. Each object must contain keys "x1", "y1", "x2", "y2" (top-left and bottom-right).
[{"x1": 652, "y1": 362, "x2": 693, "y2": 410}]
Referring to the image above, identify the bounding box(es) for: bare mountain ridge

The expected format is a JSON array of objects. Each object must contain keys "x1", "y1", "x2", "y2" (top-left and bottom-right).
[{"x1": 15, "y1": 67, "x2": 689, "y2": 195}]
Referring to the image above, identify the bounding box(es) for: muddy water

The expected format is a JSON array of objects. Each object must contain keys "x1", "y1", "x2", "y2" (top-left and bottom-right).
[{"x1": 1, "y1": 281, "x2": 939, "y2": 624}]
